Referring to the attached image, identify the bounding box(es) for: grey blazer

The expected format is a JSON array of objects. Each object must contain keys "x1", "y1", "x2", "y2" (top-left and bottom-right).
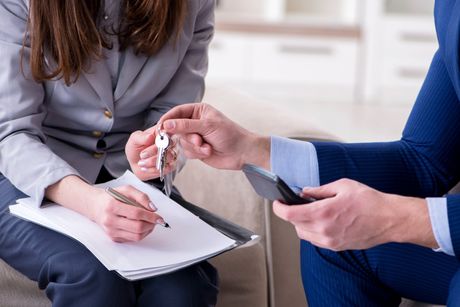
[{"x1": 0, "y1": 0, "x2": 215, "y2": 206}]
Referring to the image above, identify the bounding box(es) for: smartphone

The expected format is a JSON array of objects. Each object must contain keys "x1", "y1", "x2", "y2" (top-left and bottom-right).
[{"x1": 242, "y1": 164, "x2": 315, "y2": 205}]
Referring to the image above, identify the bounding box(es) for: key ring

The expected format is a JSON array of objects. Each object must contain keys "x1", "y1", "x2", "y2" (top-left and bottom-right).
[{"x1": 157, "y1": 122, "x2": 169, "y2": 138}]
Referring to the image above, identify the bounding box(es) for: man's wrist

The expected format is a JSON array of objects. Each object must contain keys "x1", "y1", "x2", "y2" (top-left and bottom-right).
[
  {"x1": 241, "y1": 134, "x2": 270, "y2": 170},
  {"x1": 390, "y1": 195, "x2": 438, "y2": 248}
]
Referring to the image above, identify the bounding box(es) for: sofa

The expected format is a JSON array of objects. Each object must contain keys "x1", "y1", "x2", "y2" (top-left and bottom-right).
[{"x1": 0, "y1": 86, "x2": 444, "y2": 307}]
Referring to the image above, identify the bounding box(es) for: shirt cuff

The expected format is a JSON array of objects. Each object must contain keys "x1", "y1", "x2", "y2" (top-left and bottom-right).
[
  {"x1": 426, "y1": 197, "x2": 455, "y2": 256},
  {"x1": 270, "y1": 136, "x2": 320, "y2": 194}
]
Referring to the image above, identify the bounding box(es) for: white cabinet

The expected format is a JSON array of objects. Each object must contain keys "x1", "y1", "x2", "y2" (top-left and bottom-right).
[
  {"x1": 212, "y1": 0, "x2": 438, "y2": 105},
  {"x1": 379, "y1": 17, "x2": 437, "y2": 89},
  {"x1": 217, "y1": 0, "x2": 360, "y2": 24},
  {"x1": 366, "y1": 0, "x2": 437, "y2": 104},
  {"x1": 250, "y1": 36, "x2": 357, "y2": 86},
  {"x1": 207, "y1": 34, "x2": 252, "y2": 82},
  {"x1": 207, "y1": 32, "x2": 359, "y2": 102}
]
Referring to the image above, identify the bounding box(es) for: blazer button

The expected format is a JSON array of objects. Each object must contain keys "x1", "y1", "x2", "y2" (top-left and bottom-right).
[
  {"x1": 93, "y1": 152, "x2": 104, "y2": 159},
  {"x1": 92, "y1": 131, "x2": 103, "y2": 138},
  {"x1": 104, "y1": 109, "x2": 113, "y2": 119}
]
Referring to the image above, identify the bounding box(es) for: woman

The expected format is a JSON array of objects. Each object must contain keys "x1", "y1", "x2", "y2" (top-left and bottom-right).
[{"x1": 0, "y1": 0, "x2": 217, "y2": 306}]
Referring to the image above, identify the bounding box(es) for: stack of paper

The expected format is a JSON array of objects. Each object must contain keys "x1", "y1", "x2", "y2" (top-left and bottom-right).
[{"x1": 9, "y1": 171, "x2": 237, "y2": 280}]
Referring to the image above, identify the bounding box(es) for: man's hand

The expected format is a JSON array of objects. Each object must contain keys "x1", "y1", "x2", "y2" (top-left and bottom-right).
[
  {"x1": 273, "y1": 178, "x2": 438, "y2": 251},
  {"x1": 159, "y1": 103, "x2": 270, "y2": 170}
]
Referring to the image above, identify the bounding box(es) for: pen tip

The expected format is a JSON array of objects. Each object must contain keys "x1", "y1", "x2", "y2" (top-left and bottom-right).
[{"x1": 165, "y1": 223, "x2": 171, "y2": 229}]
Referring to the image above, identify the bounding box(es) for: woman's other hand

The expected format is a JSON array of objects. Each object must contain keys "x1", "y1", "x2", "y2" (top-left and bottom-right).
[{"x1": 125, "y1": 125, "x2": 178, "y2": 181}]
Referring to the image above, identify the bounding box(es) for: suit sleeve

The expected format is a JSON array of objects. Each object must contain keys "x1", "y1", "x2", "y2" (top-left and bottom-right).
[
  {"x1": 311, "y1": 50, "x2": 460, "y2": 257},
  {"x1": 143, "y1": 0, "x2": 215, "y2": 128},
  {"x1": 0, "y1": 0, "x2": 80, "y2": 206}
]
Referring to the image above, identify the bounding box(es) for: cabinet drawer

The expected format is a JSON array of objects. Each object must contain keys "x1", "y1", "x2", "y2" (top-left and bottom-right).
[
  {"x1": 250, "y1": 36, "x2": 358, "y2": 85},
  {"x1": 382, "y1": 17, "x2": 437, "y2": 59},
  {"x1": 381, "y1": 57, "x2": 431, "y2": 87}
]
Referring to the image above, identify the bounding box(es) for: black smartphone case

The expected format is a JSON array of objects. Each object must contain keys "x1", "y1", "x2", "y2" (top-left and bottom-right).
[{"x1": 242, "y1": 164, "x2": 314, "y2": 205}]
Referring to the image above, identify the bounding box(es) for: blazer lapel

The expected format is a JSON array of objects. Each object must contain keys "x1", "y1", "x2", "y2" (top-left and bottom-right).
[
  {"x1": 83, "y1": 59, "x2": 114, "y2": 110},
  {"x1": 114, "y1": 48, "x2": 149, "y2": 101}
]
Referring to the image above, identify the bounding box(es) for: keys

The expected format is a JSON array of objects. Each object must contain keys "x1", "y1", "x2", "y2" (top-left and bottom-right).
[{"x1": 155, "y1": 129, "x2": 170, "y2": 182}]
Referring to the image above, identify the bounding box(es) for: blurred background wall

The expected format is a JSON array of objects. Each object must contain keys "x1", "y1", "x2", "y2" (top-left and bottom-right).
[{"x1": 205, "y1": 0, "x2": 437, "y2": 142}]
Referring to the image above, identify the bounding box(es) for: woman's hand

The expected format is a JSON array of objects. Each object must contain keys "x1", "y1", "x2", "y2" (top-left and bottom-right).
[
  {"x1": 159, "y1": 103, "x2": 270, "y2": 170},
  {"x1": 273, "y1": 178, "x2": 438, "y2": 251},
  {"x1": 125, "y1": 125, "x2": 178, "y2": 181},
  {"x1": 46, "y1": 176, "x2": 164, "y2": 243},
  {"x1": 89, "y1": 185, "x2": 164, "y2": 243}
]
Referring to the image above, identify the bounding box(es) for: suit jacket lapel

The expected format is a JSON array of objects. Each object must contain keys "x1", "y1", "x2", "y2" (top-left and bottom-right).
[
  {"x1": 114, "y1": 48, "x2": 149, "y2": 102},
  {"x1": 83, "y1": 59, "x2": 114, "y2": 111}
]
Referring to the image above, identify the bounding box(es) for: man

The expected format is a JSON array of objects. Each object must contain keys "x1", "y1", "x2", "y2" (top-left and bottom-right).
[{"x1": 130, "y1": 0, "x2": 460, "y2": 305}]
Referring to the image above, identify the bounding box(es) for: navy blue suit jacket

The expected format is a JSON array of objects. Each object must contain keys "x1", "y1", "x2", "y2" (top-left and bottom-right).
[{"x1": 312, "y1": 0, "x2": 460, "y2": 258}]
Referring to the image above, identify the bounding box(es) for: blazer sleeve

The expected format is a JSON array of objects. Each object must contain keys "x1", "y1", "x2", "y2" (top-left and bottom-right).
[
  {"x1": 0, "y1": 0, "x2": 81, "y2": 206},
  {"x1": 311, "y1": 50, "x2": 460, "y2": 257},
  {"x1": 143, "y1": 0, "x2": 215, "y2": 129}
]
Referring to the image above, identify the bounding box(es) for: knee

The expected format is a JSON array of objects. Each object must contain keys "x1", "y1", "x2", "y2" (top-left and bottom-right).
[
  {"x1": 146, "y1": 262, "x2": 219, "y2": 306},
  {"x1": 39, "y1": 251, "x2": 134, "y2": 304}
]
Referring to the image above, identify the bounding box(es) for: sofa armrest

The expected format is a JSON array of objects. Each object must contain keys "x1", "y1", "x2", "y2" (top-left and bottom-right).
[{"x1": 0, "y1": 259, "x2": 50, "y2": 307}]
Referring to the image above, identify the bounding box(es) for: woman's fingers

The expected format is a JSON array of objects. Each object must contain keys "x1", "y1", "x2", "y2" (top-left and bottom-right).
[
  {"x1": 113, "y1": 217, "x2": 156, "y2": 234},
  {"x1": 107, "y1": 186, "x2": 163, "y2": 224},
  {"x1": 140, "y1": 145, "x2": 159, "y2": 160},
  {"x1": 137, "y1": 146, "x2": 178, "y2": 177},
  {"x1": 109, "y1": 201, "x2": 159, "y2": 222},
  {"x1": 96, "y1": 185, "x2": 168, "y2": 242},
  {"x1": 128, "y1": 130, "x2": 155, "y2": 150},
  {"x1": 107, "y1": 228, "x2": 154, "y2": 243},
  {"x1": 114, "y1": 185, "x2": 156, "y2": 211}
]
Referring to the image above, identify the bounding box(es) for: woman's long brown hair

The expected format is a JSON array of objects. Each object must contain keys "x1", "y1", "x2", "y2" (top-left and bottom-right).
[{"x1": 25, "y1": 0, "x2": 186, "y2": 85}]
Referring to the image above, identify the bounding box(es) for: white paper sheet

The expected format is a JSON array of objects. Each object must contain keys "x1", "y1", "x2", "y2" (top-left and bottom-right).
[{"x1": 9, "y1": 171, "x2": 237, "y2": 279}]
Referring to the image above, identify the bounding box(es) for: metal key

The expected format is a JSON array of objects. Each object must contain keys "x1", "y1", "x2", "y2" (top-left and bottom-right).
[{"x1": 155, "y1": 130, "x2": 170, "y2": 181}]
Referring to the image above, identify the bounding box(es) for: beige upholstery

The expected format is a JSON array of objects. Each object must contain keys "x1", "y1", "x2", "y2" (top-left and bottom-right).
[
  {"x1": 0, "y1": 259, "x2": 49, "y2": 307},
  {"x1": 0, "y1": 86, "x2": 446, "y2": 306}
]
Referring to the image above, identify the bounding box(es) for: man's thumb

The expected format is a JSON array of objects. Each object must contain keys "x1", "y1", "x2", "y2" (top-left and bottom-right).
[{"x1": 163, "y1": 119, "x2": 205, "y2": 135}]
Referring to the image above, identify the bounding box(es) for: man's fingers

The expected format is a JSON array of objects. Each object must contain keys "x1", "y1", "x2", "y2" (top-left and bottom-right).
[
  {"x1": 185, "y1": 133, "x2": 203, "y2": 146},
  {"x1": 159, "y1": 103, "x2": 203, "y2": 125},
  {"x1": 272, "y1": 200, "x2": 316, "y2": 223},
  {"x1": 163, "y1": 118, "x2": 208, "y2": 135},
  {"x1": 302, "y1": 183, "x2": 340, "y2": 199},
  {"x1": 302, "y1": 179, "x2": 359, "y2": 200},
  {"x1": 179, "y1": 138, "x2": 211, "y2": 159}
]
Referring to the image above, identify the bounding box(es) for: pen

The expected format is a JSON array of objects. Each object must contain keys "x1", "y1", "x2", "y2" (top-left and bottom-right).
[{"x1": 105, "y1": 187, "x2": 171, "y2": 228}]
